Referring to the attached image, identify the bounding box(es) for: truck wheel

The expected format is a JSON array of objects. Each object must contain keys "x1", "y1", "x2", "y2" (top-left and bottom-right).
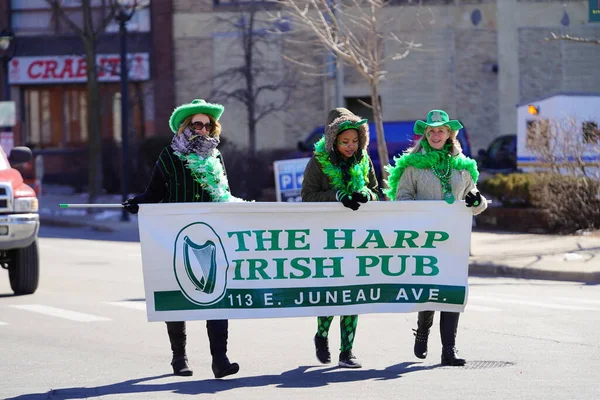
[{"x1": 9, "y1": 240, "x2": 39, "y2": 295}]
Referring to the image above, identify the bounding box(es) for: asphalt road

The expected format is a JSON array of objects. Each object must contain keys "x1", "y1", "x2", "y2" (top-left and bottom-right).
[{"x1": 0, "y1": 226, "x2": 598, "y2": 399}]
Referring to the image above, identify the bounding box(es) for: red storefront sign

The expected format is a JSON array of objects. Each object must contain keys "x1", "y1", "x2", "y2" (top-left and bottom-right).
[{"x1": 8, "y1": 53, "x2": 150, "y2": 84}]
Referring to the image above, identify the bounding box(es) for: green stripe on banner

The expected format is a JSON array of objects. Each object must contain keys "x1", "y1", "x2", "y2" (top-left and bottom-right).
[{"x1": 154, "y1": 284, "x2": 465, "y2": 311}]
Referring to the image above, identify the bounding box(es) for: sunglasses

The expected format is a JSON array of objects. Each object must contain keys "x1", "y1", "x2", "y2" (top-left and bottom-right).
[{"x1": 190, "y1": 121, "x2": 214, "y2": 132}]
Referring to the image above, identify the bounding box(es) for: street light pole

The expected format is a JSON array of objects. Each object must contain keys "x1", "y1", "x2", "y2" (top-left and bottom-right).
[
  {"x1": 113, "y1": 0, "x2": 147, "y2": 221},
  {"x1": 117, "y1": 16, "x2": 131, "y2": 222},
  {"x1": 0, "y1": 29, "x2": 16, "y2": 102}
]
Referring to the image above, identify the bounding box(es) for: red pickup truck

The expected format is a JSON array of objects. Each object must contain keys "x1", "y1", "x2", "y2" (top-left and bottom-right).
[{"x1": 0, "y1": 145, "x2": 40, "y2": 295}]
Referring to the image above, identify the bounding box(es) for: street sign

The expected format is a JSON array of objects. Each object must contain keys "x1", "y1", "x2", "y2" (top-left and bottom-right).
[
  {"x1": 8, "y1": 53, "x2": 150, "y2": 84},
  {"x1": 0, "y1": 132, "x2": 14, "y2": 155},
  {"x1": 590, "y1": 0, "x2": 600, "y2": 22},
  {"x1": 0, "y1": 102, "x2": 16, "y2": 127},
  {"x1": 273, "y1": 157, "x2": 310, "y2": 202}
]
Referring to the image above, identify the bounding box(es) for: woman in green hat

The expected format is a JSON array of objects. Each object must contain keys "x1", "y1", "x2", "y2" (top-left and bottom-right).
[
  {"x1": 384, "y1": 109, "x2": 487, "y2": 366},
  {"x1": 301, "y1": 107, "x2": 379, "y2": 368},
  {"x1": 123, "y1": 99, "x2": 242, "y2": 378}
]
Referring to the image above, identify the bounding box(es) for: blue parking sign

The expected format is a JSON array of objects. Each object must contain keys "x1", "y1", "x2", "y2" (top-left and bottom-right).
[
  {"x1": 279, "y1": 173, "x2": 295, "y2": 190},
  {"x1": 273, "y1": 158, "x2": 311, "y2": 202},
  {"x1": 295, "y1": 171, "x2": 304, "y2": 187}
]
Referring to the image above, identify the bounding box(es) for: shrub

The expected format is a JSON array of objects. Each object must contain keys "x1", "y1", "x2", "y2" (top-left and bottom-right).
[
  {"x1": 479, "y1": 173, "x2": 600, "y2": 233},
  {"x1": 479, "y1": 173, "x2": 539, "y2": 207},
  {"x1": 530, "y1": 175, "x2": 600, "y2": 233}
]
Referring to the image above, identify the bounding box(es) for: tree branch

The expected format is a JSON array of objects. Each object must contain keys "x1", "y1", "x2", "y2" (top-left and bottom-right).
[
  {"x1": 47, "y1": 0, "x2": 84, "y2": 37},
  {"x1": 547, "y1": 32, "x2": 600, "y2": 45},
  {"x1": 95, "y1": 0, "x2": 118, "y2": 39}
]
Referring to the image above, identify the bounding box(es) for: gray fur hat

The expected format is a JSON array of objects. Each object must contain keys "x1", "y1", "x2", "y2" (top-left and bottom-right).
[{"x1": 324, "y1": 107, "x2": 370, "y2": 153}]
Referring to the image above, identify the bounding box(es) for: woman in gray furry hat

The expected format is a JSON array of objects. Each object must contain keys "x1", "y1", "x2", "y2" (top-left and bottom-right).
[{"x1": 301, "y1": 107, "x2": 379, "y2": 368}]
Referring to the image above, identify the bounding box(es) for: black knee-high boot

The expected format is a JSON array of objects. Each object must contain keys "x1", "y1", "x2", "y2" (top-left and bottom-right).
[
  {"x1": 166, "y1": 321, "x2": 193, "y2": 376},
  {"x1": 207, "y1": 319, "x2": 239, "y2": 378},
  {"x1": 413, "y1": 311, "x2": 434, "y2": 359},
  {"x1": 440, "y1": 312, "x2": 466, "y2": 366}
]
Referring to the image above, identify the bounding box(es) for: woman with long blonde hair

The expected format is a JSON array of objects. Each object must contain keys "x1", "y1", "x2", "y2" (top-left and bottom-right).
[{"x1": 384, "y1": 109, "x2": 487, "y2": 366}]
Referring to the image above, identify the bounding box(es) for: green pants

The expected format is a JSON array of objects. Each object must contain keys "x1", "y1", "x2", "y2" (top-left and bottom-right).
[{"x1": 316, "y1": 315, "x2": 358, "y2": 352}]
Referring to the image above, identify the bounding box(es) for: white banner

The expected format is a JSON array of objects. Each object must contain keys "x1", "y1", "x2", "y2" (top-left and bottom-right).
[
  {"x1": 8, "y1": 53, "x2": 150, "y2": 84},
  {"x1": 138, "y1": 201, "x2": 472, "y2": 322}
]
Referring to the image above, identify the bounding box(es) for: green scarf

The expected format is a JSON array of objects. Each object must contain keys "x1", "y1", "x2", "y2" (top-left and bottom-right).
[
  {"x1": 175, "y1": 150, "x2": 245, "y2": 203},
  {"x1": 383, "y1": 141, "x2": 479, "y2": 201},
  {"x1": 314, "y1": 137, "x2": 374, "y2": 198}
]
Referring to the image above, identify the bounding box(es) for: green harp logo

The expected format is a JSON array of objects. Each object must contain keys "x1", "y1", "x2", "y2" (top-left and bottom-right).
[
  {"x1": 173, "y1": 222, "x2": 229, "y2": 305},
  {"x1": 183, "y1": 236, "x2": 217, "y2": 294}
]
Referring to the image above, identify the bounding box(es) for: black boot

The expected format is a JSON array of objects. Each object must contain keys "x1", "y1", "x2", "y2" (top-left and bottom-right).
[
  {"x1": 413, "y1": 311, "x2": 434, "y2": 359},
  {"x1": 440, "y1": 312, "x2": 466, "y2": 366},
  {"x1": 167, "y1": 321, "x2": 193, "y2": 376},
  {"x1": 314, "y1": 334, "x2": 331, "y2": 364},
  {"x1": 212, "y1": 354, "x2": 240, "y2": 379},
  {"x1": 171, "y1": 356, "x2": 193, "y2": 376},
  {"x1": 441, "y1": 346, "x2": 466, "y2": 366},
  {"x1": 207, "y1": 320, "x2": 239, "y2": 379}
]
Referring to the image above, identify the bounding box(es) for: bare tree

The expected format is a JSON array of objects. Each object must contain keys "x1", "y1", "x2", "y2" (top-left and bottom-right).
[
  {"x1": 210, "y1": 7, "x2": 298, "y2": 159},
  {"x1": 526, "y1": 117, "x2": 600, "y2": 179},
  {"x1": 46, "y1": 0, "x2": 118, "y2": 203},
  {"x1": 272, "y1": 0, "x2": 425, "y2": 180},
  {"x1": 208, "y1": 5, "x2": 302, "y2": 199},
  {"x1": 547, "y1": 32, "x2": 600, "y2": 45}
]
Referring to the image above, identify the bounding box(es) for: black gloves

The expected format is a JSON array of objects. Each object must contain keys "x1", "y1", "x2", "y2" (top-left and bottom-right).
[
  {"x1": 337, "y1": 191, "x2": 360, "y2": 211},
  {"x1": 122, "y1": 198, "x2": 139, "y2": 214},
  {"x1": 352, "y1": 191, "x2": 369, "y2": 204},
  {"x1": 465, "y1": 191, "x2": 482, "y2": 208}
]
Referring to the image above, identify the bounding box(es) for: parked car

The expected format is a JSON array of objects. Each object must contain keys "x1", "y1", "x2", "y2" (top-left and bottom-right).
[
  {"x1": 0, "y1": 145, "x2": 40, "y2": 295},
  {"x1": 292, "y1": 120, "x2": 472, "y2": 183},
  {"x1": 476, "y1": 134, "x2": 518, "y2": 173}
]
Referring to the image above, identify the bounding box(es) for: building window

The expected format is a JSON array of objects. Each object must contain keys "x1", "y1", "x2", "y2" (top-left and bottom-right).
[
  {"x1": 23, "y1": 84, "x2": 142, "y2": 149},
  {"x1": 345, "y1": 96, "x2": 380, "y2": 122},
  {"x1": 582, "y1": 121, "x2": 599, "y2": 144},
  {"x1": 526, "y1": 119, "x2": 550, "y2": 150},
  {"x1": 11, "y1": 0, "x2": 151, "y2": 36}
]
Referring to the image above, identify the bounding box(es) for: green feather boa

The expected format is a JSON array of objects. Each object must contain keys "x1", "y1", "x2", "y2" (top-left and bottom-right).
[
  {"x1": 314, "y1": 137, "x2": 373, "y2": 198},
  {"x1": 175, "y1": 150, "x2": 244, "y2": 203},
  {"x1": 383, "y1": 142, "x2": 479, "y2": 200}
]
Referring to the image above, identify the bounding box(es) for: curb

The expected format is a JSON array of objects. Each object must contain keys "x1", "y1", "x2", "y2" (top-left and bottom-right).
[
  {"x1": 40, "y1": 216, "x2": 117, "y2": 233},
  {"x1": 469, "y1": 262, "x2": 600, "y2": 284}
]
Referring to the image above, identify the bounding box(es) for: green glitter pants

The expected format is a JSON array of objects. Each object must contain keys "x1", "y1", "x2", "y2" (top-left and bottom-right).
[{"x1": 316, "y1": 315, "x2": 358, "y2": 352}]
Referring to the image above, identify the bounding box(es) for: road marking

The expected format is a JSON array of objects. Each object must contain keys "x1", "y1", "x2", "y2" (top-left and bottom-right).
[
  {"x1": 468, "y1": 296, "x2": 597, "y2": 311},
  {"x1": 0, "y1": 321, "x2": 7, "y2": 326},
  {"x1": 550, "y1": 296, "x2": 600, "y2": 305},
  {"x1": 465, "y1": 304, "x2": 502, "y2": 312},
  {"x1": 11, "y1": 305, "x2": 111, "y2": 322},
  {"x1": 105, "y1": 301, "x2": 146, "y2": 311}
]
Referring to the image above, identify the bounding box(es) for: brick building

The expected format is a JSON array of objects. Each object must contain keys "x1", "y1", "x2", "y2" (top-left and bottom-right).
[
  {"x1": 172, "y1": 0, "x2": 600, "y2": 156},
  {"x1": 0, "y1": 0, "x2": 175, "y2": 190},
  {"x1": 1, "y1": 0, "x2": 597, "y2": 192}
]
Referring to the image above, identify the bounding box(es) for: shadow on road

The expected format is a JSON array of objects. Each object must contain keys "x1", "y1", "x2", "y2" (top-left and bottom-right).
[
  {"x1": 38, "y1": 225, "x2": 140, "y2": 243},
  {"x1": 6, "y1": 362, "x2": 438, "y2": 398}
]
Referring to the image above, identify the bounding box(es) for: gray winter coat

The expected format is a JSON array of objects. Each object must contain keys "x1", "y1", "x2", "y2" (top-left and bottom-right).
[{"x1": 394, "y1": 166, "x2": 487, "y2": 215}]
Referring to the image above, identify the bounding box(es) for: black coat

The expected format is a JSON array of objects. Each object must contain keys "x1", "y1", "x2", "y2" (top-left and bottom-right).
[{"x1": 133, "y1": 145, "x2": 228, "y2": 204}]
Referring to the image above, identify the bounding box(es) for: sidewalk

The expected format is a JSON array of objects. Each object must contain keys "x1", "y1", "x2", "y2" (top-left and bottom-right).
[
  {"x1": 38, "y1": 186, "x2": 600, "y2": 284},
  {"x1": 469, "y1": 230, "x2": 600, "y2": 284}
]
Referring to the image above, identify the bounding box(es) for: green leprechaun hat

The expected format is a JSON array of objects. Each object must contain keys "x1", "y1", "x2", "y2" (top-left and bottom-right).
[
  {"x1": 169, "y1": 99, "x2": 225, "y2": 133},
  {"x1": 413, "y1": 109, "x2": 463, "y2": 135}
]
